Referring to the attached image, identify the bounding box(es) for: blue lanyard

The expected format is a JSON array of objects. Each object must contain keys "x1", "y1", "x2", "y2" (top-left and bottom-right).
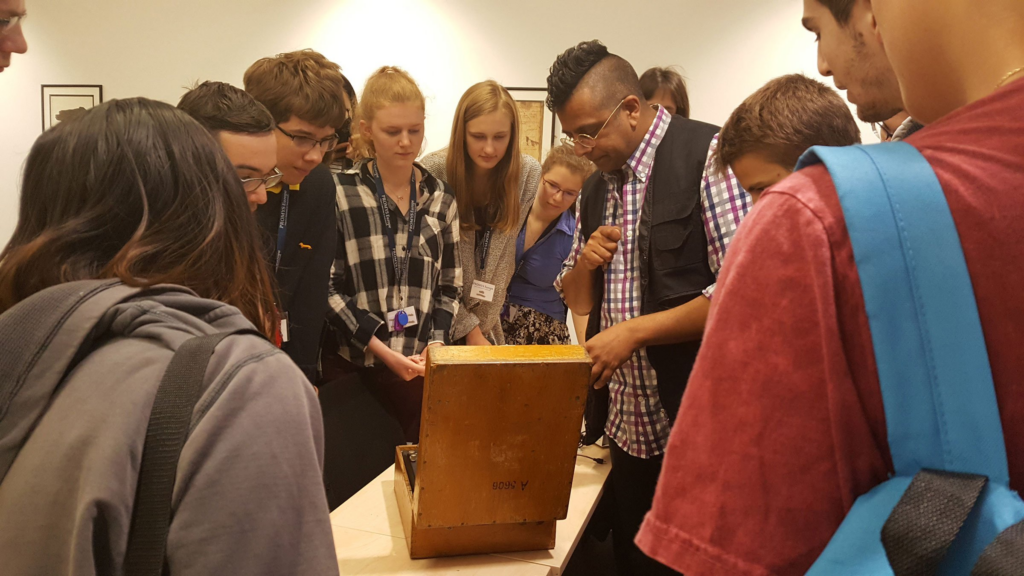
[
  {"x1": 371, "y1": 162, "x2": 418, "y2": 290},
  {"x1": 478, "y1": 226, "x2": 492, "y2": 271},
  {"x1": 275, "y1": 188, "x2": 290, "y2": 272}
]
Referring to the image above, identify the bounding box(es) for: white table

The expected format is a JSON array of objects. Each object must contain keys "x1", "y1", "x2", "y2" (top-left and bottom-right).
[{"x1": 331, "y1": 444, "x2": 611, "y2": 575}]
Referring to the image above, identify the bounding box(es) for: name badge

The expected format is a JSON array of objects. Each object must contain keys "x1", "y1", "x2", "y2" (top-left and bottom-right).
[
  {"x1": 280, "y1": 312, "x2": 290, "y2": 344},
  {"x1": 470, "y1": 280, "x2": 496, "y2": 302},
  {"x1": 387, "y1": 306, "x2": 419, "y2": 332}
]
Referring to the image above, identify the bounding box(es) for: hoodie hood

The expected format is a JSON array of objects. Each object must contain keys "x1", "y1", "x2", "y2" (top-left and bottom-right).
[{"x1": 0, "y1": 280, "x2": 256, "y2": 481}]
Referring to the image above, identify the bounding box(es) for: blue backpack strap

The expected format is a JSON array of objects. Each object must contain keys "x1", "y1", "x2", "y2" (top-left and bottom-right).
[{"x1": 796, "y1": 144, "x2": 1024, "y2": 574}]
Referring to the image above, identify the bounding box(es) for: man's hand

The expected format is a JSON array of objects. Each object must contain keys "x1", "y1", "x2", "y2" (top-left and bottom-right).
[
  {"x1": 585, "y1": 321, "x2": 641, "y2": 389},
  {"x1": 579, "y1": 226, "x2": 622, "y2": 271}
]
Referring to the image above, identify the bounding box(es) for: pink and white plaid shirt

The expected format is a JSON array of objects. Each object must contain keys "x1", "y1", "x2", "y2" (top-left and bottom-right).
[{"x1": 556, "y1": 107, "x2": 750, "y2": 458}]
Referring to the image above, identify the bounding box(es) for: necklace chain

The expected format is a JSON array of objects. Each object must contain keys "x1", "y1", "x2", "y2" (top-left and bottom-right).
[{"x1": 997, "y1": 66, "x2": 1024, "y2": 88}]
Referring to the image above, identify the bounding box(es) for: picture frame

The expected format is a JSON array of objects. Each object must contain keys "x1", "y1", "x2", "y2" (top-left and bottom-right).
[
  {"x1": 41, "y1": 85, "x2": 104, "y2": 131},
  {"x1": 506, "y1": 87, "x2": 561, "y2": 164}
]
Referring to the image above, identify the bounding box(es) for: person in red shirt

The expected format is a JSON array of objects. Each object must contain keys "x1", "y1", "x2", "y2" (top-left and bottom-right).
[{"x1": 636, "y1": 0, "x2": 1024, "y2": 574}]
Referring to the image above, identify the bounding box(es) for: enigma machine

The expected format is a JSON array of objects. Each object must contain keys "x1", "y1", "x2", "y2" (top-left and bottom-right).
[{"x1": 394, "y1": 345, "x2": 592, "y2": 558}]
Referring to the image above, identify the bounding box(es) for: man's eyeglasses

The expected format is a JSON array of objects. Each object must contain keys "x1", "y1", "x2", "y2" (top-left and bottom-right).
[
  {"x1": 542, "y1": 178, "x2": 580, "y2": 198},
  {"x1": 278, "y1": 126, "x2": 339, "y2": 153},
  {"x1": 0, "y1": 14, "x2": 26, "y2": 36},
  {"x1": 561, "y1": 98, "x2": 626, "y2": 149},
  {"x1": 241, "y1": 168, "x2": 283, "y2": 193}
]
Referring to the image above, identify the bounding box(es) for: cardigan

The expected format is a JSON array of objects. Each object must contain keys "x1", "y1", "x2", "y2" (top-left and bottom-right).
[{"x1": 420, "y1": 149, "x2": 542, "y2": 344}]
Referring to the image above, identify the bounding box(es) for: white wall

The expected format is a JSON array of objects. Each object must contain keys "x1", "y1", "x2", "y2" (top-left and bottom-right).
[{"x1": 0, "y1": 0, "x2": 870, "y2": 245}]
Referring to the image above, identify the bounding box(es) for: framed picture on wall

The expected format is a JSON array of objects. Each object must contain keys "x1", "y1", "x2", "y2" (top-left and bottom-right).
[
  {"x1": 41, "y1": 85, "x2": 104, "y2": 131},
  {"x1": 506, "y1": 88, "x2": 561, "y2": 164}
]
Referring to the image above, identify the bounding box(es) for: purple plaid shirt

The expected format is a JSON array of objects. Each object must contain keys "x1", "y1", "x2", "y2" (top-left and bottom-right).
[{"x1": 556, "y1": 107, "x2": 750, "y2": 458}]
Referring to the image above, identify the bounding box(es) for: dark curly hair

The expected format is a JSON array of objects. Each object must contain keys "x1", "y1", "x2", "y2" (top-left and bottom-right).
[{"x1": 546, "y1": 40, "x2": 610, "y2": 111}]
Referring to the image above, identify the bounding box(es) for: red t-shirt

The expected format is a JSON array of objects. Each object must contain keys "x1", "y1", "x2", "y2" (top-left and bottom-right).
[{"x1": 636, "y1": 79, "x2": 1024, "y2": 576}]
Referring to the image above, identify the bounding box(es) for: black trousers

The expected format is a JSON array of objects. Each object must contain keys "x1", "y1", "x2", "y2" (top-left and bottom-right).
[
  {"x1": 609, "y1": 441, "x2": 681, "y2": 576},
  {"x1": 319, "y1": 332, "x2": 424, "y2": 444}
]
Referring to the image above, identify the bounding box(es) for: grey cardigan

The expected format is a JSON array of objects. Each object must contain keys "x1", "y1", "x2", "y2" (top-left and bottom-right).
[
  {"x1": 420, "y1": 149, "x2": 542, "y2": 344},
  {"x1": 0, "y1": 286, "x2": 339, "y2": 576}
]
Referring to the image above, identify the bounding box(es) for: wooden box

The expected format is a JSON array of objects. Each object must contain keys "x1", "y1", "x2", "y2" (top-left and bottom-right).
[{"x1": 394, "y1": 345, "x2": 592, "y2": 559}]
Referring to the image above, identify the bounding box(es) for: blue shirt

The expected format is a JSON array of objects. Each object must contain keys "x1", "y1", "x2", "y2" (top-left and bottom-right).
[{"x1": 506, "y1": 209, "x2": 576, "y2": 322}]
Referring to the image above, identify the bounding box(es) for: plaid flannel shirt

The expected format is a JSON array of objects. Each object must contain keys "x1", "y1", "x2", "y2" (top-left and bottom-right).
[
  {"x1": 556, "y1": 108, "x2": 750, "y2": 458},
  {"x1": 327, "y1": 160, "x2": 462, "y2": 366},
  {"x1": 700, "y1": 134, "x2": 752, "y2": 298}
]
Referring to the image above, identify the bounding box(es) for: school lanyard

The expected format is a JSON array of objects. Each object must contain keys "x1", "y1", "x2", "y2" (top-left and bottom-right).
[
  {"x1": 371, "y1": 162, "x2": 418, "y2": 294},
  {"x1": 478, "y1": 226, "x2": 492, "y2": 271},
  {"x1": 275, "y1": 188, "x2": 290, "y2": 272}
]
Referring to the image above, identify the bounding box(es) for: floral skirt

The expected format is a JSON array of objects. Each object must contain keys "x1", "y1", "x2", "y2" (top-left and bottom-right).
[{"x1": 500, "y1": 304, "x2": 571, "y2": 345}]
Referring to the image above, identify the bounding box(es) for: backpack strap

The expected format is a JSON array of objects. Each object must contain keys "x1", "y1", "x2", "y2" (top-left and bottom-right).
[
  {"x1": 972, "y1": 520, "x2": 1024, "y2": 575},
  {"x1": 800, "y1": 143, "x2": 1005, "y2": 479},
  {"x1": 122, "y1": 328, "x2": 261, "y2": 576},
  {"x1": 797, "y1": 144, "x2": 1024, "y2": 574}
]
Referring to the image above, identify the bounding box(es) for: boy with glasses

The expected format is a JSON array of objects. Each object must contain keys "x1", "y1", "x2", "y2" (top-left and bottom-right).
[
  {"x1": 177, "y1": 81, "x2": 281, "y2": 212},
  {"x1": 549, "y1": 40, "x2": 750, "y2": 576},
  {"x1": 244, "y1": 49, "x2": 348, "y2": 385}
]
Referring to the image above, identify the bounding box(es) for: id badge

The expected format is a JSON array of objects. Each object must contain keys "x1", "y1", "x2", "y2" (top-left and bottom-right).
[
  {"x1": 280, "y1": 312, "x2": 290, "y2": 343},
  {"x1": 470, "y1": 280, "x2": 496, "y2": 302},
  {"x1": 387, "y1": 306, "x2": 419, "y2": 332}
]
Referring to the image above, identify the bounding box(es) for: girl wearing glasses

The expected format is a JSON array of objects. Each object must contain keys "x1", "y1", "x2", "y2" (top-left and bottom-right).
[
  {"x1": 324, "y1": 67, "x2": 461, "y2": 443},
  {"x1": 421, "y1": 81, "x2": 542, "y2": 346},
  {"x1": 502, "y1": 145, "x2": 595, "y2": 345}
]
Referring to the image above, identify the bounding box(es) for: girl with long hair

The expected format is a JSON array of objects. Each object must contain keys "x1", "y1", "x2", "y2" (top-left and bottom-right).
[
  {"x1": 421, "y1": 80, "x2": 541, "y2": 345},
  {"x1": 0, "y1": 98, "x2": 336, "y2": 575}
]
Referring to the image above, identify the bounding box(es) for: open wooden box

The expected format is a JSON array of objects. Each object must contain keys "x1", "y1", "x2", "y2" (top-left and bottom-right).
[{"x1": 394, "y1": 345, "x2": 592, "y2": 559}]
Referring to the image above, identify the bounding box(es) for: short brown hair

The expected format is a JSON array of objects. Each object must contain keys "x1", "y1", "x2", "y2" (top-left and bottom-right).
[
  {"x1": 243, "y1": 49, "x2": 348, "y2": 129},
  {"x1": 713, "y1": 74, "x2": 861, "y2": 174},
  {"x1": 542, "y1": 144, "x2": 596, "y2": 180},
  {"x1": 639, "y1": 67, "x2": 690, "y2": 118},
  {"x1": 177, "y1": 81, "x2": 275, "y2": 135},
  {"x1": 817, "y1": 0, "x2": 856, "y2": 25}
]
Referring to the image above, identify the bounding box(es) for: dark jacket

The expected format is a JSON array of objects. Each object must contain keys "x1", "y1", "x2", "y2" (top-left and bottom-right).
[
  {"x1": 578, "y1": 115, "x2": 719, "y2": 442},
  {"x1": 256, "y1": 164, "x2": 338, "y2": 384}
]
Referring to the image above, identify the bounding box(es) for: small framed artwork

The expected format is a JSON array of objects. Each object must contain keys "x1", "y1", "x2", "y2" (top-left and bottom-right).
[
  {"x1": 41, "y1": 85, "x2": 104, "y2": 131},
  {"x1": 506, "y1": 88, "x2": 561, "y2": 164}
]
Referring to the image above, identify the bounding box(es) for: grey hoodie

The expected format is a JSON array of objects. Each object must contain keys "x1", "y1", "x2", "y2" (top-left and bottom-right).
[{"x1": 0, "y1": 284, "x2": 339, "y2": 575}]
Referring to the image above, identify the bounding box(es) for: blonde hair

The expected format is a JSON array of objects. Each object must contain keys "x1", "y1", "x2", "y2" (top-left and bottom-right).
[
  {"x1": 542, "y1": 144, "x2": 597, "y2": 180},
  {"x1": 445, "y1": 81, "x2": 523, "y2": 233},
  {"x1": 353, "y1": 66, "x2": 426, "y2": 160}
]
